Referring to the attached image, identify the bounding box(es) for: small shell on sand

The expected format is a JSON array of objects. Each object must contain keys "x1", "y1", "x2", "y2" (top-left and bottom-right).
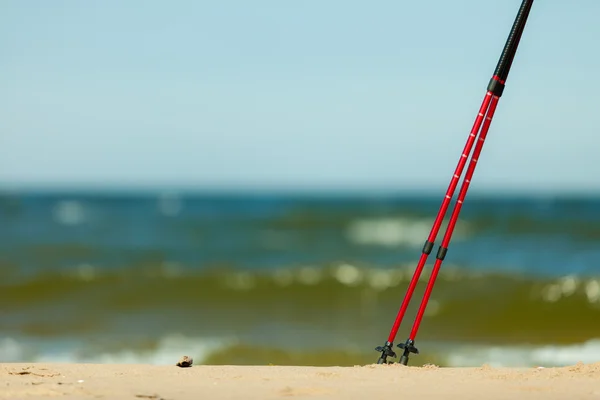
[{"x1": 176, "y1": 356, "x2": 193, "y2": 368}]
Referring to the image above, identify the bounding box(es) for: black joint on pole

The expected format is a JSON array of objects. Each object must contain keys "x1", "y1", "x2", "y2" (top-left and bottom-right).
[
  {"x1": 487, "y1": 77, "x2": 505, "y2": 97},
  {"x1": 397, "y1": 339, "x2": 419, "y2": 366},
  {"x1": 436, "y1": 246, "x2": 448, "y2": 260},
  {"x1": 422, "y1": 240, "x2": 434, "y2": 255},
  {"x1": 375, "y1": 341, "x2": 397, "y2": 364}
]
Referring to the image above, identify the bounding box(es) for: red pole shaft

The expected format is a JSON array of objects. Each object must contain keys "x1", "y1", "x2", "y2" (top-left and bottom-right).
[
  {"x1": 385, "y1": 91, "x2": 493, "y2": 343},
  {"x1": 408, "y1": 94, "x2": 501, "y2": 341}
]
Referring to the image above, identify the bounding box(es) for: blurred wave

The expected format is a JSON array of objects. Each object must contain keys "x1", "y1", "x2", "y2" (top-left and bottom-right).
[
  {"x1": 2, "y1": 265, "x2": 599, "y2": 344},
  {"x1": 1, "y1": 191, "x2": 600, "y2": 367},
  {"x1": 2, "y1": 333, "x2": 600, "y2": 368}
]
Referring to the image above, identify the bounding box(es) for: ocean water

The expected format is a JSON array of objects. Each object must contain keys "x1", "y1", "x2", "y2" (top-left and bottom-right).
[{"x1": 1, "y1": 190, "x2": 599, "y2": 367}]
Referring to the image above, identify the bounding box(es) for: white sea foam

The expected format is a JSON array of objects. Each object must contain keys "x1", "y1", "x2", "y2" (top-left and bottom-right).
[
  {"x1": 0, "y1": 334, "x2": 231, "y2": 365},
  {"x1": 157, "y1": 192, "x2": 183, "y2": 217},
  {"x1": 52, "y1": 200, "x2": 86, "y2": 225},
  {"x1": 333, "y1": 263, "x2": 363, "y2": 286},
  {"x1": 0, "y1": 337, "x2": 26, "y2": 362},
  {"x1": 346, "y1": 217, "x2": 470, "y2": 247},
  {"x1": 445, "y1": 339, "x2": 600, "y2": 367},
  {"x1": 3, "y1": 334, "x2": 599, "y2": 368}
]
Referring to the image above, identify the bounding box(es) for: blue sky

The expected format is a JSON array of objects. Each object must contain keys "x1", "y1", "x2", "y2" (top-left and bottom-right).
[{"x1": 1, "y1": 0, "x2": 599, "y2": 193}]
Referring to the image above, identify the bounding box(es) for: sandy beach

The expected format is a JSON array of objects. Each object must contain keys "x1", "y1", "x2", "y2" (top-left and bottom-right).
[{"x1": 2, "y1": 362, "x2": 599, "y2": 400}]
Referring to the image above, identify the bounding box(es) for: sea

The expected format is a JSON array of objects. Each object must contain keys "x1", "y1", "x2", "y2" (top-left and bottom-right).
[{"x1": 1, "y1": 189, "x2": 599, "y2": 368}]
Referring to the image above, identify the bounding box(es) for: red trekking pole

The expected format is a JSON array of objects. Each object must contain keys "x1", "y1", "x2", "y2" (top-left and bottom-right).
[{"x1": 376, "y1": 0, "x2": 534, "y2": 365}]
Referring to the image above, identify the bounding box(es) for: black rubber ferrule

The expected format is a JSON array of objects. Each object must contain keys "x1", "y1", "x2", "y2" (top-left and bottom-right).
[
  {"x1": 436, "y1": 246, "x2": 448, "y2": 260},
  {"x1": 492, "y1": 0, "x2": 534, "y2": 83},
  {"x1": 422, "y1": 240, "x2": 434, "y2": 255}
]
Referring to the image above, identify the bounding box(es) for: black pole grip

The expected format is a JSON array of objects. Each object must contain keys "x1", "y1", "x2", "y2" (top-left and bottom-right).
[{"x1": 487, "y1": 0, "x2": 534, "y2": 96}]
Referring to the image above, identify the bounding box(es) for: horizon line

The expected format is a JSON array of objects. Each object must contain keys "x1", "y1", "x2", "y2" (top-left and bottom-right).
[{"x1": 1, "y1": 182, "x2": 599, "y2": 199}]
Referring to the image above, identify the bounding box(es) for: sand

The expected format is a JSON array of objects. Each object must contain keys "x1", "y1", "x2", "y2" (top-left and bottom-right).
[{"x1": 2, "y1": 362, "x2": 599, "y2": 399}]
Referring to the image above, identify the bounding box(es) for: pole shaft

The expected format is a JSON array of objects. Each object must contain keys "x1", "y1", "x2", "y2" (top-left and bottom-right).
[
  {"x1": 385, "y1": 92, "x2": 493, "y2": 343},
  {"x1": 408, "y1": 95, "x2": 501, "y2": 340}
]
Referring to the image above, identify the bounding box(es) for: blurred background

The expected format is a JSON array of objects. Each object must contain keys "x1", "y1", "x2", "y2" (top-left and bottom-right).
[{"x1": 1, "y1": 0, "x2": 600, "y2": 367}]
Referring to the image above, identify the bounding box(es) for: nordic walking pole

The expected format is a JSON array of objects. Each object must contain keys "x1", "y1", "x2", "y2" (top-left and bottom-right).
[
  {"x1": 395, "y1": 0, "x2": 534, "y2": 366},
  {"x1": 395, "y1": 95, "x2": 500, "y2": 364},
  {"x1": 375, "y1": 0, "x2": 534, "y2": 364},
  {"x1": 375, "y1": 88, "x2": 494, "y2": 365}
]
